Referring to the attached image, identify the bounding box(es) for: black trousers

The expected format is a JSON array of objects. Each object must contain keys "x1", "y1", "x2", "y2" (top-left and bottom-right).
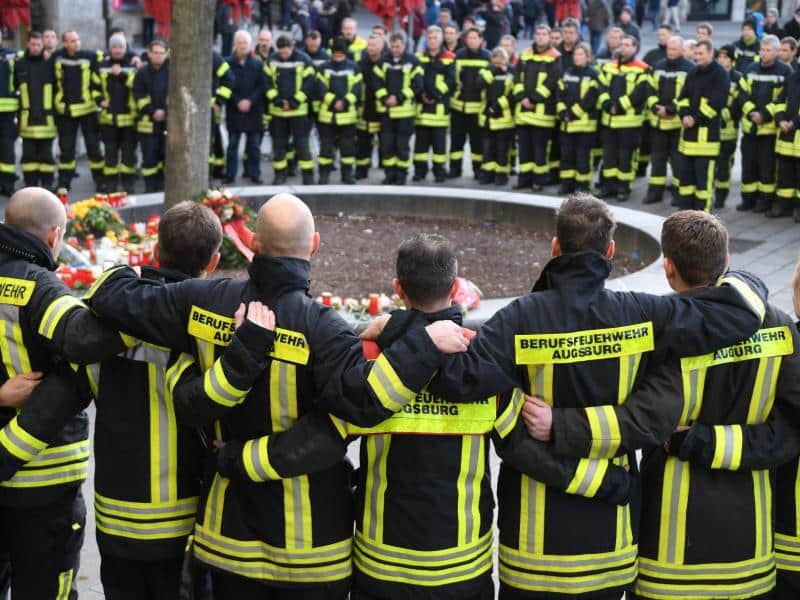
[
  {"x1": 601, "y1": 126, "x2": 641, "y2": 193},
  {"x1": 776, "y1": 569, "x2": 800, "y2": 599},
  {"x1": 0, "y1": 488, "x2": 85, "y2": 600},
  {"x1": 647, "y1": 128, "x2": 680, "y2": 192},
  {"x1": 101, "y1": 124, "x2": 137, "y2": 191},
  {"x1": 559, "y1": 130, "x2": 594, "y2": 191},
  {"x1": 715, "y1": 138, "x2": 736, "y2": 196},
  {"x1": 483, "y1": 127, "x2": 513, "y2": 174},
  {"x1": 56, "y1": 112, "x2": 103, "y2": 186},
  {"x1": 139, "y1": 126, "x2": 165, "y2": 192},
  {"x1": 449, "y1": 110, "x2": 483, "y2": 174},
  {"x1": 356, "y1": 123, "x2": 380, "y2": 168},
  {"x1": 676, "y1": 153, "x2": 716, "y2": 211},
  {"x1": 638, "y1": 122, "x2": 651, "y2": 174},
  {"x1": 101, "y1": 555, "x2": 183, "y2": 600},
  {"x1": 210, "y1": 115, "x2": 226, "y2": 174},
  {"x1": 518, "y1": 125, "x2": 553, "y2": 185},
  {"x1": 270, "y1": 116, "x2": 312, "y2": 174},
  {"x1": 0, "y1": 113, "x2": 16, "y2": 186},
  {"x1": 352, "y1": 575, "x2": 494, "y2": 600},
  {"x1": 318, "y1": 122, "x2": 356, "y2": 169},
  {"x1": 741, "y1": 133, "x2": 777, "y2": 209},
  {"x1": 776, "y1": 154, "x2": 800, "y2": 206},
  {"x1": 21, "y1": 137, "x2": 55, "y2": 187},
  {"x1": 413, "y1": 124, "x2": 447, "y2": 176},
  {"x1": 212, "y1": 571, "x2": 349, "y2": 599},
  {"x1": 379, "y1": 116, "x2": 414, "y2": 174},
  {"x1": 500, "y1": 584, "x2": 623, "y2": 600}
]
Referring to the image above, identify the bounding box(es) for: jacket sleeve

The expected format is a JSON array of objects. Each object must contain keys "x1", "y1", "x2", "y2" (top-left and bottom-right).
[
  {"x1": 493, "y1": 389, "x2": 631, "y2": 505},
  {"x1": 214, "y1": 58, "x2": 234, "y2": 106},
  {"x1": 166, "y1": 321, "x2": 275, "y2": 427},
  {"x1": 133, "y1": 68, "x2": 154, "y2": 116},
  {"x1": 550, "y1": 360, "x2": 683, "y2": 459},
  {"x1": 298, "y1": 61, "x2": 316, "y2": 106},
  {"x1": 695, "y1": 67, "x2": 729, "y2": 126},
  {"x1": 620, "y1": 70, "x2": 649, "y2": 113},
  {"x1": 574, "y1": 75, "x2": 599, "y2": 118}
]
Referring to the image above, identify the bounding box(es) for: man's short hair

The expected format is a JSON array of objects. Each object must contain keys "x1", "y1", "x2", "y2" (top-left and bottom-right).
[
  {"x1": 28, "y1": 30, "x2": 42, "y2": 40},
  {"x1": 148, "y1": 38, "x2": 167, "y2": 51},
  {"x1": 372, "y1": 24, "x2": 388, "y2": 34},
  {"x1": 697, "y1": 22, "x2": 713, "y2": 35},
  {"x1": 562, "y1": 18, "x2": 580, "y2": 30},
  {"x1": 157, "y1": 201, "x2": 222, "y2": 277},
  {"x1": 659, "y1": 24, "x2": 673, "y2": 32},
  {"x1": 276, "y1": 34, "x2": 294, "y2": 48},
  {"x1": 305, "y1": 29, "x2": 321, "y2": 40},
  {"x1": 660, "y1": 210, "x2": 728, "y2": 287},
  {"x1": 696, "y1": 39, "x2": 713, "y2": 53},
  {"x1": 556, "y1": 194, "x2": 616, "y2": 254},
  {"x1": 390, "y1": 32, "x2": 407, "y2": 45},
  {"x1": 396, "y1": 234, "x2": 458, "y2": 306},
  {"x1": 465, "y1": 26, "x2": 483, "y2": 38},
  {"x1": 762, "y1": 34, "x2": 781, "y2": 49},
  {"x1": 781, "y1": 36, "x2": 798, "y2": 51},
  {"x1": 536, "y1": 24, "x2": 552, "y2": 34},
  {"x1": 622, "y1": 33, "x2": 639, "y2": 49}
]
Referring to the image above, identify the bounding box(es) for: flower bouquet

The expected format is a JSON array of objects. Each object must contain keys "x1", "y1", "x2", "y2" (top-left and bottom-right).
[{"x1": 197, "y1": 189, "x2": 256, "y2": 269}]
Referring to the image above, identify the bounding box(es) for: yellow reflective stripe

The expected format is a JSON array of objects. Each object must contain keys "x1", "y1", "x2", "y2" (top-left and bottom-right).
[
  {"x1": 165, "y1": 352, "x2": 194, "y2": 394},
  {"x1": 82, "y1": 265, "x2": 127, "y2": 300},
  {"x1": 710, "y1": 424, "x2": 743, "y2": 470},
  {"x1": 269, "y1": 361, "x2": 297, "y2": 432},
  {"x1": 657, "y1": 456, "x2": 690, "y2": 564},
  {"x1": 363, "y1": 434, "x2": 390, "y2": 544},
  {"x1": 26, "y1": 439, "x2": 89, "y2": 466},
  {"x1": 518, "y1": 475, "x2": 547, "y2": 556},
  {"x1": 495, "y1": 388, "x2": 526, "y2": 439},
  {"x1": 148, "y1": 362, "x2": 176, "y2": 503},
  {"x1": 0, "y1": 460, "x2": 89, "y2": 487},
  {"x1": 0, "y1": 416, "x2": 47, "y2": 461},
  {"x1": 753, "y1": 469, "x2": 772, "y2": 558},
  {"x1": 38, "y1": 295, "x2": 86, "y2": 339},
  {"x1": 56, "y1": 569, "x2": 74, "y2": 600},
  {"x1": 585, "y1": 405, "x2": 621, "y2": 459},
  {"x1": 456, "y1": 435, "x2": 484, "y2": 546},
  {"x1": 699, "y1": 97, "x2": 717, "y2": 119},
  {"x1": 527, "y1": 364, "x2": 554, "y2": 405},
  {"x1": 680, "y1": 366, "x2": 707, "y2": 424},
  {"x1": 0, "y1": 312, "x2": 30, "y2": 378},
  {"x1": 329, "y1": 415, "x2": 348, "y2": 439},
  {"x1": 85, "y1": 363, "x2": 100, "y2": 397},
  {"x1": 566, "y1": 458, "x2": 609, "y2": 497},
  {"x1": 617, "y1": 352, "x2": 642, "y2": 405},
  {"x1": 201, "y1": 473, "x2": 228, "y2": 534},
  {"x1": 242, "y1": 437, "x2": 281, "y2": 481},
  {"x1": 747, "y1": 355, "x2": 782, "y2": 425},
  {"x1": 639, "y1": 553, "x2": 774, "y2": 580},
  {"x1": 95, "y1": 491, "x2": 198, "y2": 518},
  {"x1": 615, "y1": 455, "x2": 632, "y2": 550},
  {"x1": 203, "y1": 359, "x2": 248, "y2": 407},
  {"x1": 776, "y1": 533, "x2": 800, "y2": 572},
  {"x1": 356, "y1": 528, "x2": 492, "y2": 566},
  {"x1": 367, "y1": 353, "x2": 417, "y2": 412},
  {"x1": 716, "y1": 276, "x2": 766, "y2": 323}
]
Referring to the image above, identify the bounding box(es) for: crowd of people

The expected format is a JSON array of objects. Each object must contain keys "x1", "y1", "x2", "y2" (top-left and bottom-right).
[{"x1": 0, "y1": 187, "x2": 798, "y2": 600}]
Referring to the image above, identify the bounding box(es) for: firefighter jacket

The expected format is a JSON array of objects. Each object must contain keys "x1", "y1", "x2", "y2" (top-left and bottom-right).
[
  {"x1": 0, "y1": 223, "x2": 126, "y2": 508},
  {"x1": 775, "y1": 69, "x2": 800, "y2": 158},
  {"x1": 225, "y1": 54, "x2": 267, "y2": 133},
  {"x1": 642, "y1": 44, "x2": 666, "y2": 68},
  {"x1": 0, "y1": 48, "x2": 18, "y2": 114},
  {"x1": 215, "y1": 306, "x2": 631, "y2": 599},
  {"x1": 478, "y1": 64, "x2": 515, "y2": 130},
  {"x1": 676, "y1": 60, "x2": 729, "y2": 157},
  {"x1": 513, "y1": 45, "x2": 562, "y2": 128},
  {"x1": 734, "y1": 37, "x2": 760, "y2": 74},
  {"x1": 409, "y1": 251, "x2": 767, "y2": 595},
  {"x1": 13, "y1": 51, "x2": 56, "y2": 139},
  {"x1": 212, "y1": 51, "x2": 233, "y2": 112},
  {"x1": 374, "y1": 52, "x2": 422, "y2": 120},
  {"x1": 598, "y1": 56, "x2": 650, "y2": 128},
  {"x1": 133, "y1": 60, "x2": 169, "y2": 135},
  {"x1": 317, "y1": 58, "x2": 362, "y2": 126},
  {"x1": 306, "y1": 48, "x2": 330, "y2": 114},
  {"x1": 358, "y1": 52, "x2": 384, "y2": 130},
  {"x1": 415, "y1": 48, "x2": 455, "y2": 128},
  {"x1": 265, "y1": 49, "x2": 315, "y2": 119},
  {"x1": 83, "y1": 256, "x2": 450, "y2": 586},
  {"x1": 450, "y1": 47, "x2": 491, "y2": 114},
  {"x1": 556, "y1": 65, "x2": 600, "y2": 133},
  {"x1": 721, "y1": 68, "x2": 742, "y2": 142},
  {"x1": 52, "y1": 47, "x2": 103, "y2": 118},
  {"x1": 646, "y1": 56, "x2": 694, "y2": 130},
  {"x1": 332, "y1": 35, "x2": 367, "y2": 62},
  {"x1": 738, "y1": 59, "x2": 792, "y2": 136},
  {"x1": 97, "y1": 55, "x2": 137, "y2": 128}
]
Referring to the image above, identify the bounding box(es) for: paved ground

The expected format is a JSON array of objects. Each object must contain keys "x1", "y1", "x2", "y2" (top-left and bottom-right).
[{"x1": 3, "y1": 12, "x2": 797, "y2": 598}]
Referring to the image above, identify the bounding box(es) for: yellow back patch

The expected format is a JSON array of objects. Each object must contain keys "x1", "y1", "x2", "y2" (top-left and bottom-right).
[
  {"x1": 269, "y1": 328, "x2": 310, "y2": 365},
  {"x1": 187, "y1": 306, "x2": 235, "y2": 346},
  {"x1": 681, "y1": 326, "x2": 794, "y2": 371},
  {"x1": 0, "y1": 277, "x2": 35, "y2": 306}
]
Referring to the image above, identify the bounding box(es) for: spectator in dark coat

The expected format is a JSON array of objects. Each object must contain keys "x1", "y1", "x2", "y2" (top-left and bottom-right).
[
  {"x1": 785, "y1": 7, "x2": 800, "y2": 41},
  {"x1": 522, "y1": 0, "x2": 540, "y2": 38},
  {"x1": 482, "y1": 0, "x2": 510, "y2": 49},
  {"x1": 586, "y1": 0, "x2": 611, "y2": 53},
  {"x1": 617, "y1": 6, "x2": 641, "y2": 41},
  {"x1": 764, "y1": 8, "x2": 786, "y2": 39}
]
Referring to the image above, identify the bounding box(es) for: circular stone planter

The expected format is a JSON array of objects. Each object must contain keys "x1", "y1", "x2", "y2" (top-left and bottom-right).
[{"x1": 118, "y1": 185, "x2": 668, "y2": 329}]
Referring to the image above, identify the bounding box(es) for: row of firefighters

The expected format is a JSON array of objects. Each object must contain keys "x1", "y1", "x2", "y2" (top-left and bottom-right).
[{"x1": 2, "y1": 22, "x2": 800, "y2": 213}]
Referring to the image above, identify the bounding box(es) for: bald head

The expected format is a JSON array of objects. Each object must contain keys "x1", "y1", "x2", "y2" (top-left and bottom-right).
[
  {"x1": 255, "y1": 194, "x2": 318, "y2": 259},
  {"x1": 6, "y1": 187, "x2": 67, "y2": 253}
]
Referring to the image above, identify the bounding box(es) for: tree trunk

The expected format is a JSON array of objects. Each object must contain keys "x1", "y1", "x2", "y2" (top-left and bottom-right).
[{"x1": 164, "y1": 0, "x2": 215, "y2": 208}]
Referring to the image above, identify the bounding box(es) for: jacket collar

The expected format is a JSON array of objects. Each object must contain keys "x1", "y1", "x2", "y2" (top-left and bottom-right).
[
  {"x1": 378, "y1": 305, "x2": 463, "y2": 347},
  {"x1": 532, "y1": 250, "x2": 612, "y2": 294},
  {"x1": 247, "y1": 255, "x2": 310, "y2": 299},
  {"x1": 140, "y1": 265, "x2": 191, "y2": 284},
  {"x1": 0, "y1": 223, "x2": 58, "y2": 270}
]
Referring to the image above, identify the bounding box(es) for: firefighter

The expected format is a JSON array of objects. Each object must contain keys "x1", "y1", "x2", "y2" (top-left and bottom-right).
[
  {"x1": 339, "y1": 17, "x2": 368, "y2": 61},
  {"x1": 0, "y1": 187, "x2": 127, "y2": 598},
  {"x1": 211, "y1": 49, "x2": 233, "y2": 181},
  {"x1": 375, "y1": 32, "x2": 422, "y2": 185},
  {"x1": 522, "y1": 210, "x2": 800, "y2": 600},
  {"x1": 643, "y1": 36, "x2": 693, "y2": 205},
  {"x1": 52, "y1": 30, "x2": 105, "y2": 191},
  {"x1": 0, "y1": 30, "x2": 17, "y2": 197},
  {"x1": 514, "y1": 25, "x2": 562, "y2": 191},
  {"x1": 378, "y1": 195, "x2": 766, "y2": 599},
  {"x1": 413, "y1": 26, "x2": 455, "y2": 183},
  {"x1": 356, "y1": 33, "x2": 385, "y2": 180},
  {"x1": 556, "y1": 42, "x2": 599, "y2": 194},
  {"x1": 640, "y1": 24, "x2": 675, "y2": 181},
  {"x1": 734, "y1": 19, "x2": 760, "y2": 74},
  {"x1": 317, "y1": 37, "x2": 362, "y2": 184},
  {"x1": 14, "y1": 32, "x2": 57, "y2": 191},
  {"x1": 714, "y1": 44, "x2": 742, "y2": 209},
  {"x1": 133, "y1": 40, "x2": 169, "y2": 193},
  {"x1": 737, "y1": 35, "x2": 792, "y2": 214},
  {"x1": 82, "y1": 192, "x2": 470, "y2": 599},
  {"x1": 98, "y1": 34, "x2": 138, "y2": 194},
  {"x1": 448, "y1": 28, "x2": 490, "y2": 180},
  {"x1": 477, "y1": 47, "x2": 515, "y2": 185},
  {"x1": 774, "y1": 67, "x2": 800, "y2": 221},
  {"x1": 597, "y1": 34, "x2": 649, "y2": 201},
  {"x1": 265, "y1": 35, "x2": 316, "y2": 185}
]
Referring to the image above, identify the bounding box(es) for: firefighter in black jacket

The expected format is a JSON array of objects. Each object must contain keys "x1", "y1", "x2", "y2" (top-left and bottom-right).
[
  {"x1": 0, "y1": 187, "x2": 127, "y2": 598},
  {"x1": 133, "y1": 40, "x2": 169, "y2": 193},
  {"x1": 356, "y1": 34, "x2": 385, "y2": 180},
  {"x1": 98, "y1": 34, "x2": 138, "y2": 194},
  {"x1": 448, "y1": 28, "x2": 490, "y2": 180},
  {"x1": 211, "y1": 49, "x2": 233, "y2": 180},
  {"x1": 514, "y1": 25, "x2": 562, "y2": 191},
  {"x1": 477, "y1": 48, "x2": 515, "y2": 185},
  {"x1": 83, "y1": 193, "x2": 471, "y2": 598},
  {"x1": 0, "y1": 33, "x2": 17, "y2": 197},
  {"x1": 774, "y1": 68, "x2": 800, "y2": 221},
  {"x1": 14, "y1": 32, "x2": 57, "y2": 190},
  {"x1": 378, "y1": 195, "x2": 766, "y2": 599},
  {"x1": 714, "y1": 44, "x2": 742, "y2": 209},
  {"x1": 734, "y1": 20, "x2": 760, "y2": 73},
  {"x1": 737, "y1": 35, "x2": 792, "y2": 214},
  {"x1": 643, "y1": 36, "x2": 693, "y2": 205},
  {"x1": 266, "y1": 35, "x2": 316, "y2": 185},
  {"x1": 52, "y1": 31, "x2": 105, "y2": 191},
  {"x1": 375, "y1": 32, "x2": 422, "y2": 185},
  {"x1": 675, "y1": 40, "x2": 729, "y2": 211},
  {"x1": 317, "y1": 38, "x2": 362, "y2": 185},
  {"x1": 413, "y1": 26, "x2": 455, "y2": 183}
]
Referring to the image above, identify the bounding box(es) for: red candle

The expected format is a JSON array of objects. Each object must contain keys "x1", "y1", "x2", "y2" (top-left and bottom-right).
[
  {"x1": 57, "y1": 188, "x2": 68, "y2": 205},
  {"x1": 322, "y1": 292, "x2": 332, "y2": 306},
  {"x1": 368, "y1": 294, "x2": 379, "y2": 315}
]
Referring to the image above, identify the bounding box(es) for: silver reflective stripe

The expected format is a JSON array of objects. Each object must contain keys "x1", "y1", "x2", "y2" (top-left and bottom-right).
[
  {"x1": 277, "y1": 362, "x2": 292, "y2": 430},
  {"x1": 3, "y1": 425, "x2": 40, "y2": 457},
  {"x1": 370, "y1": 360, "x2": 412, "y2": 409},
  {"x1": 208, "y1": 475, "x2": 221, "y2": 531},
  {"x1": 574, "y1": 460, "x2": 600, "y2": 496},
  {"x1": 525, "y1": 476, "x2": 538, "y2": 554},
  {"x1": 368, "y1": 435, "x2": 387, "y2": 540},
  {"x1": 196, "y1": 527, "x2": 352, "y2": 561},
  {"x1": 642, "y1": 554, "x2": 774, "y2": 577},
  {"x1": 757, "y1": 469, "x2": 769, "y2": 554},
  {"x1": 748, "y1": 73, "x2": 784, "y2": 82},
  {"x1": 666, "y1": 459, "x2": 686, "y2": 563},
  {"x1": 463, "y1": 435, "x2": 481, "y2": 542},
  {"x1": 355, "y1": 545, "x2": 492, "y2": 583},
  {"x1": 594, "y1": 408, "x2": 612, "y2": 458},
  {"x1": 502, "y1": 565, "x2": 635, "y2": 590},
  {"x1": 495, "y1": 389, "x2": 524, "y2": 435},
  {"x1": 196, "y1": 549, "x2": 352, "y2": 580},
  {"x1": 275, "y1": 61, "x2": 304, "y2": 69},
  {"x1": 635, "y1": 576, "x2": 775, "y2": 598},
  {"x1": 753, "y1": 357, "x2": 776, "y2": 422},
  {"x1": 124, "y1": 344, "x2": 171, "y2": 367},
  {"x1": 2, "y1": 321, "x2": 22, "y2": 375},
  {"x1": 356, "y1": 531, "x2": 492, "y2": 564},
  {"x1": 686, "y1": 370, "x2": 700, "y2": 420},
  {"x1": 291, "y1": 477, "x2": 305, "y2": 550},
  {"x1": 500, "y1": 545, "x2": 637, "y2": 569},
  {"x1": 625, "y1": 354, "x2": 637, "y2": 396},
  {"x1": 28, "y1": 443, "x2": 88, "y2": 464},
  {"x1": 250, "y1": 441, "x2": 270, "y2": 481},
  {"x1": 5, "y1": 465, "x2": 87, "y2": 484},
  {"x1": 534, "y1": 366, "x2": 544, "y2": 397},
  {"x1": 39, "y1": 296, "x2": 80, "y2": 338},
  {"x1": 96, "y1": 516, "x2": 193, "y2": 537},
  {"x1": 95, "y1": 496, "x2": 197, "y2": 517},
  {"x1": 721, "y1": 427, "x2": 735, "y2": 469},
  {"x1": 57, "y1": 58, "x2": 90, "y2": 67},
  {"x1": 155, "y1": 366, "x2": 170, "y2": 503},
  {"x1": 206, "y1": 364, "x2": 241, "y2": 405}
]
